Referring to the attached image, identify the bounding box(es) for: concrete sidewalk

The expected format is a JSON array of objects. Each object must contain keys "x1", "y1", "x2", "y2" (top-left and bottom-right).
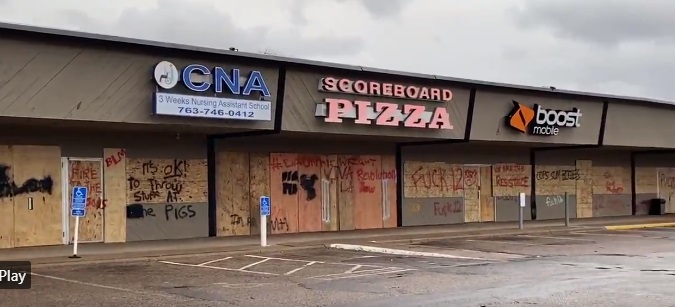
[{"x1": 3, "y1": 215, "x2": 673, "y2": 266}]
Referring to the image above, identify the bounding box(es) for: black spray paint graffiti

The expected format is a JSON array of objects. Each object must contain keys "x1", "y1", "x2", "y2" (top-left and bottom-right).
[
  {"x1": 126, "y1": 203, "x2": 196, "y2": 221},
  {"x1": 282, "y1": 171, "x2": 299, "y2": 195},
  {"x1": 0, "y1": 164, "x2": 53, "y2": 198},
  {"x1": 230, "y1": 214, "x2": 257, "y2": 227},
  {"x1": 270, "y1": 217, "x2": 289, "y2": 232},
  {"x1": 127, "y1": 159, "x2": 189, "y2": 202},
  {"x1": 281, "y1": 171, "x2": 318, "y2": 201},
  {"x1": 300, "y1": 174, "x2": 318, "y2": 201}
]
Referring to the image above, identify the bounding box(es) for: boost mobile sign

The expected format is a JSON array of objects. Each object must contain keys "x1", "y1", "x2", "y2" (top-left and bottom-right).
[{"x1": 507, "y1": 100, "x2": 582, "y2": 136}]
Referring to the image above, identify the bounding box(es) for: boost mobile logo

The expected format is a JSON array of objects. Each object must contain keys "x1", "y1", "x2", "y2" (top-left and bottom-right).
[
  {"x1": 506, "y1": 100, "x2": 581, "y2": 136},
  {"x1": 507, "y1": 101, "x2": 535, "y2": 133}
]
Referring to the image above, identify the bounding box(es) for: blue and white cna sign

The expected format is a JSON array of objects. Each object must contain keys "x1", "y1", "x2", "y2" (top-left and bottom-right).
[{"x1": 152, "y1": 61, "x2": 273, "y2": 121}]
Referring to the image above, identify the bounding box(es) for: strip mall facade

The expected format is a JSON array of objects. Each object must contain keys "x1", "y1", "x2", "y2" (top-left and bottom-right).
[{"x1": 0, "y1": 23, "x2": 674, "y2": 249}]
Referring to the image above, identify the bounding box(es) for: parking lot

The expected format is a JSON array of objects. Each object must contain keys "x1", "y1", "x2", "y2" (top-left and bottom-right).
[
  {"x1": 7, "y1": 226, "x2": 675, "y2": 306},
  {"x1": 406, "y1": 226, "x2": 675, "y2": 257}
]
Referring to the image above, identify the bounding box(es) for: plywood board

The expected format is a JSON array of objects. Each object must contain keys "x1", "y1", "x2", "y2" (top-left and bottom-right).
[
  {"x1": 68, "y1": 160, "x2": 104, "y2": 243},
  {"x1": 126, "y1": 158, "x2": 207, "y2": 204},
  {"x1": 535, "y1": 165, "x2": 578, "y2": 195},
  {"x1": 320, "y1": 155, "x2": 339, "y2": 231},
  {"x1": 463, "y1": 166, "x2": 480, "y2": 222},
  {"x1": 352, "y1": 155, "x2": 383, "y2": 230},
  {"x1": 337, "y1": 155, "x2": 355, "y2": 231},
  {"x1": 575, "y1": 160, "x2": 593, "y2": 218},
  {"x1": 592, "y1": 167, "x2": 627, "y2": 195},
  {"x1": 230, "y1": 153, "x2": 250, "y2": 236},
  {"x1": 0, "y1": 146, "x2": 14, "y2": 248},
  {"x1": 13, "y1": 145, "x2": 62, "y2": 247},
  {"x1": 297, "y1": 154, "x2": 322, "y2": 233},
  {"x1": 479, "y1": 166, "x2": 494, "y2": 222},
  {"x1": 215, "y1": 152, "x2": 250, "y2": 236},
  {"x1": 249, "y1": 153, "x2": 269, "y2": 235},
  {"x1": 491, "y1": 164, "x2": 531, "y2": 196},
  {"x1": 269, "y1": 153, "x2": 299, "y2": 234},
  {"x1": 381, "y1": 155, "x2": 397, "y2": 228},
  {"x1": 103, "y1": 148, "x2": 127, "y2": 243},
  {"x1": 404, "y1": 161, "x2": 463, "y2": 198}
]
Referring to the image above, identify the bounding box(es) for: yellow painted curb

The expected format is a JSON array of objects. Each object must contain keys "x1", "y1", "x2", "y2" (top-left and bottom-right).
[{"x1": 605, "y1": 222, "x2": 675, "y2": 230}]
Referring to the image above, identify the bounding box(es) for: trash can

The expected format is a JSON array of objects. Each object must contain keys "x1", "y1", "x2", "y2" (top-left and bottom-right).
[{"x1": 648, "y1": 198, "x2": 666, "y2": 215}]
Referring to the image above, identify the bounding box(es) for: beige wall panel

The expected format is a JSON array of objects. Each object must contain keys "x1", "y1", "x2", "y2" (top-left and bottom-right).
[
  {"x1": 13, "y1": 145, "x2": 62, "y2": 247},
  {"x1": 103, "y1": 148, "x2": 127, "y2": 243}
]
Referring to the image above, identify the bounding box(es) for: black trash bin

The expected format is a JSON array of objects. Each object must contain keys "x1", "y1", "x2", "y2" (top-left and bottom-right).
[{"x1": 648, "y1": 198, "x2": 666, "y2": 215}]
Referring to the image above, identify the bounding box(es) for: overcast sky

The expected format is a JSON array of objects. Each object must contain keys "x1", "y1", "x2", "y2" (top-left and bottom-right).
[{"x1": 1, "y1": 0, "x2": 674, "y2": 101}]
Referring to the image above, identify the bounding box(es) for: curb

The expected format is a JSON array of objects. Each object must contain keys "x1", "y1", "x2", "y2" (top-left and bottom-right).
[
  {"x1": 329, "y1": 243, "x2": 484, "y2": 260},
  {"x1": 605, "y1": 222, "x2": 675, "y2": 231}
]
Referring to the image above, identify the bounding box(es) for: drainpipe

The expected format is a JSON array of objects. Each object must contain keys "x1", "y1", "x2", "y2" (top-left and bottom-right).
[
  {"x1": 207, "y1": 66, "x2": 287, "y2": 237},
  {"x1": 528, "y1": 100, "x2": 609, "y2": 220},
  {"x1": 394, "y1": 88, "x2": 476, "y2": 227}
]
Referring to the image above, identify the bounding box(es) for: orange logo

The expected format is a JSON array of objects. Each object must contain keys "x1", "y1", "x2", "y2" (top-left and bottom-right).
[{"x1": 506, "y1": 100, "x2": 535, "y2": 133}]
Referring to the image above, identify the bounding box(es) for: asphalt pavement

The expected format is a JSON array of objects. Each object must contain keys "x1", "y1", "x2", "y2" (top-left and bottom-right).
[{"x1": 5, "y1": 226, "x2": 675, "y2": 306}]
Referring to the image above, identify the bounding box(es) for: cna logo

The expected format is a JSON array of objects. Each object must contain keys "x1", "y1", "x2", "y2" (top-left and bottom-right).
[
  {"x1": 506, "y1": 100, "x2": 582, "y2": 136},
  {"x1": 507, "y1": 101, "x2": 535, "y2": 133},
  {"x1": 153, "y1": 61, "x2": 179, "y2": 90}
]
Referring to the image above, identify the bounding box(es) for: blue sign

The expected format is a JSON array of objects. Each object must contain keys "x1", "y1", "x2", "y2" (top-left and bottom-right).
[
  {"x1": 152, "y1": 61, "x2": 271, "y2": 96},
  {"x1": 71, "y1": 186, "x2": 88, "y2": 217},
  {"x1": 71, "y1": 208, "x2": 86, "y2": 217},
  {"x1": 260, "y1": 196, "x2": 270, "y2": 216}
]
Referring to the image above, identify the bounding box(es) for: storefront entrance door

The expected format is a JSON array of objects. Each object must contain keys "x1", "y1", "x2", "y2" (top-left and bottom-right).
[{"x1": 62, "y1": 158, "x2": 105, "y2": 243}]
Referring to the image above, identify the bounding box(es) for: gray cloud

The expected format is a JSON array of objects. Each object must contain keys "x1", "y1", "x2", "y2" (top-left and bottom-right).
[
  {"x1": 63, "y1": 0, "x2": 363, "y2": 58},
  {"x1": 513, "y1": 0, "x2": 675, "y2": 46},
  {"x1": 336, "y1": 0, "x2": 409, "y2": 18}
]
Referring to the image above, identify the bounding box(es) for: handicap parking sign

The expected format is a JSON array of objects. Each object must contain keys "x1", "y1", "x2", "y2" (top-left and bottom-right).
[
  {"x1": 71, "y1": 186, "x2": 88, "y2": 217},
  {"x1": 260, "y1": 196, "x2": 270, "y2": 216}
]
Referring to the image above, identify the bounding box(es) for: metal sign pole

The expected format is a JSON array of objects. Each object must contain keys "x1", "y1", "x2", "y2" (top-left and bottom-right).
[
  {"x1": 70, "y1": 216, "x2": 81, "y2": 259},
  {"x1": 260, "y1": 196, "x2": 270, "y2": 247},
  {"x1": 564, "y1": 192, "x2": 570, "y2": 227},
  {"x1": 260, "y1": 214, "x2": 267, "y2": 247},
  {"x1": 518, "y1": 192, "x2": 525, "y2": 229},
  {"x1": 69, "y1": 186, "x2": 88, "y2": 259}
]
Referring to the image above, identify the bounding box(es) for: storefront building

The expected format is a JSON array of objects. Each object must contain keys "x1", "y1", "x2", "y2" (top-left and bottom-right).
[{"x1": 0, "y1": 22, "x2": 674, "y2": 249}]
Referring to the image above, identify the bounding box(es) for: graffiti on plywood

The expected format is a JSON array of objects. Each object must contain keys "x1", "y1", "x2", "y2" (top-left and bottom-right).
[{"x1": 0, "y1": 164, "x2": 53, "y2": 199}]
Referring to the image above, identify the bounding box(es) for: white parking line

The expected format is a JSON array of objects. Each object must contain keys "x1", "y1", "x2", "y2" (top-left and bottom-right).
[
  {"x1": 159, "y1": 260, "x2": 278, "y2": 276},
  {"x1": 518, "y1": 234, "x2": 595, "y2": 242},
  {"x1": 345, "y1": 265, "x2": 363, "y2": 273},
  {"x1": 319, "y1": 269, "x2": 415, "y2": 281},
  {"x1": 245, "y1": 254, "x2": 320, "y2": 263},
  {"x1": 161, "y1": 255, "x2": 397, "y2": 278},
  {"x1": 239, "y1": 258, "x2": 270, "y2": 270},
  {"x1": 307, "y1": 267, "x2": 413, "y2": 281},
  {"x1": 198, "y1": 257, "x2": 232, "y2": 266},
  {"x1": 284, "y1": 261, "x2": 318, "y2": 275}
]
